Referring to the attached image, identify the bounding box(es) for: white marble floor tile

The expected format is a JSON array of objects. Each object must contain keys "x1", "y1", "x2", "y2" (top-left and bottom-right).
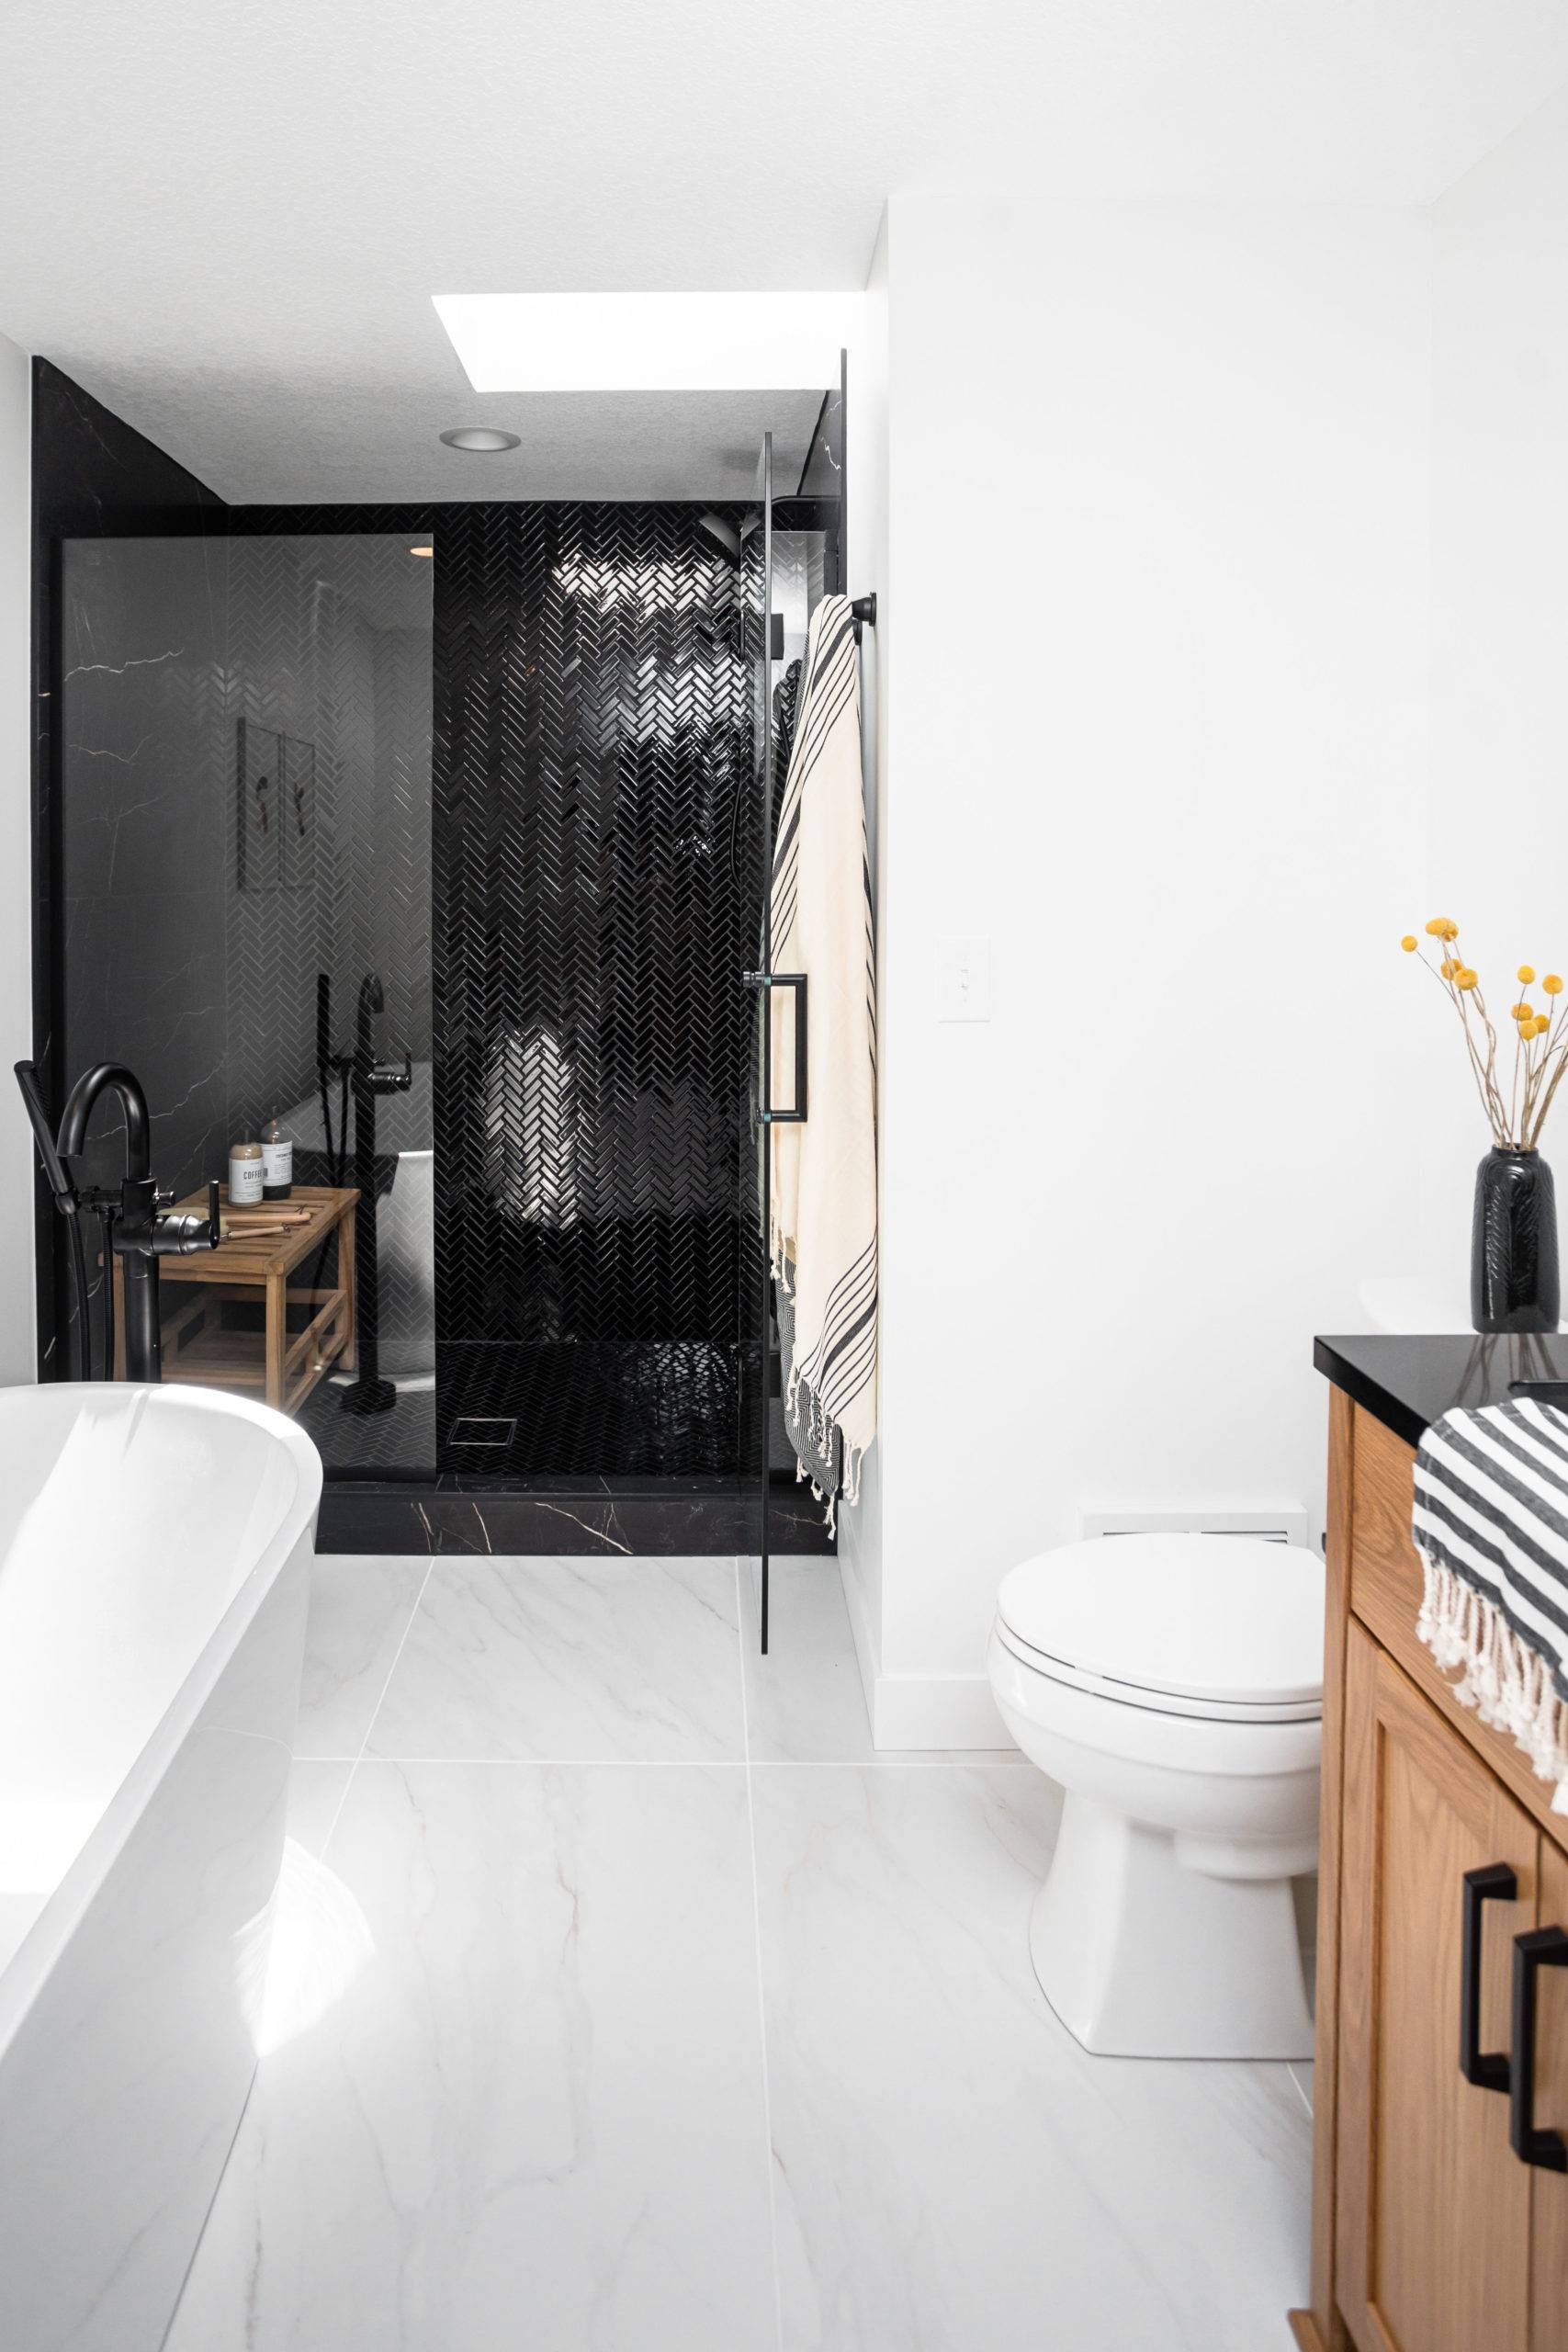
[
  {"x1": 285, "y1": 1760, "x2": 355, "y2": 1860},
  {"x1": 294, "y1": 1557, "x2": 429, "y2": 1758},
  {"x1": 750, "y1": 1763, "x2": 1312, "y2": 2352},
  {"x1": 166, "y1": 1760, "x2": 777, "y2": 2352},
  {"x1": 740, "y1": 1556, "x2": 875, "y2": 1761},
  {"x1": 367, "y1": 1556, "x2": 746, "y2": 1761},
  {"x1": 739, "y1": 1558, "x2": 1021, "y2": 1766}
]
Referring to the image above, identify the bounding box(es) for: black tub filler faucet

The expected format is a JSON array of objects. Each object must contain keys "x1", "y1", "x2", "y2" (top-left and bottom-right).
[
  {"x1": 15, "y1": 1058, "x2": 220, "y2": 1384},
  {"x1": 338, "y1": 971, "x2": 412, "y2": 1418}
]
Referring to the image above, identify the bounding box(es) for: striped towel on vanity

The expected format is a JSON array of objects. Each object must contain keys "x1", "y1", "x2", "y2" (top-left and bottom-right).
[{"x1": 1413, "y1": 1399, "x2": 1568, "y2": 1813}]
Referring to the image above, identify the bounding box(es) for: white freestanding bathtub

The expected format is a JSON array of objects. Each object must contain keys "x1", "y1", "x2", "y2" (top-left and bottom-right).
[{"x1": 0, "y1": 1384, "x2": 321, "y2": 2352}]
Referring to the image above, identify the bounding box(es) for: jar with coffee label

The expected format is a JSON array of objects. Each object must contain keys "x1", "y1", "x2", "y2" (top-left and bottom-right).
[{"x1": 228, "y1": 1141, "x2": 265, "y2": 1206}]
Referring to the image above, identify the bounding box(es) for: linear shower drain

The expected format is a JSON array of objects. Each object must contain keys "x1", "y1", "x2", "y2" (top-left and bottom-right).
[{"x1": 448, "y1": 1416, "x2": 517, "y2": 1447}]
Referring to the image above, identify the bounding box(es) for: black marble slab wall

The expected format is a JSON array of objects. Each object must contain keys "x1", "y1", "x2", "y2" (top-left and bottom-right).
[
  {"x1": 31, "y1": 360, "x2": 229, "y2": 1375},
  {"x1": 316, "y1": 1476, "x2": 835, "y2": 1557},
  {"x1": 59, "y1": 538, "x2": 231, "y2": 1200}
]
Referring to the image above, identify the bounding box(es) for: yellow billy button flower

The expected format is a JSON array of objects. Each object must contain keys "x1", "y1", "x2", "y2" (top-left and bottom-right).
[
  {"x1": 1535, "y1": 1016, "x2": 1552, "y2": 1038},
  {"x1": 1456, "y1": 968, "x2": 1479, "y2": 990},
  {"x1": 1546, "y1": 976, "x2": 1564, "y2": 996},
  {"x1": 1514, "y1": 1002, "x2": 1534, "y2": 1020},
  {"x1": 1401, "y1": 935, "x2": 1417, "y2": 952},
  {"x1": 1519, "y1": 965, "x2": 1537, "y2": 983},
  {"x1": 1426, "y1": 918, "x2": 1459, "y2": 940}
]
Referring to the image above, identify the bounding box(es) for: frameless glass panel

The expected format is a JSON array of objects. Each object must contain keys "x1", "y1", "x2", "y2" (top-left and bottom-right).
[
  {"x1": 57, "y1": 532, "x2": 434, "y2": 1474},
  {"x1": 740, "y1": 404, "x2": 844, "y2": 1621},
  {"x1": 738, "y1": 435, "x2": 774, "y2": 1584}
]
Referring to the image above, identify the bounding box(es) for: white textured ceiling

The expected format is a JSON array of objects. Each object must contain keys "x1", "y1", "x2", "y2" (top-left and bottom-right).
[{"x1": 2, "y1": 0, "x2": 1566, "y2": 502}]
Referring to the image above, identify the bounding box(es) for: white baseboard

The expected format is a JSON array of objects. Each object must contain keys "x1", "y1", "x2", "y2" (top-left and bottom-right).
[
  {"x1": 836, "y1": 1544, "x2": 880, "y2": 1726},
  {"x1": 836, "y1": 1554, "x2": 1016, "y2": 1754},
  {"x1": 870, "y1": 1668, "x2": 1014, "y2": 1752}
]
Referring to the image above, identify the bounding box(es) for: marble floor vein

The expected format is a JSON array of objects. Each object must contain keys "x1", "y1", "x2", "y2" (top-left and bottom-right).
[
  {"x1": 163, "y1": 1553, "x2": 1314, "y2": 2352},
  {"x1": 367, "y1": 1555, "x2": 746, "y2": 1762},
  {"x1": 167, "y1": 1760, "x2": 777, "y2": 2352}
]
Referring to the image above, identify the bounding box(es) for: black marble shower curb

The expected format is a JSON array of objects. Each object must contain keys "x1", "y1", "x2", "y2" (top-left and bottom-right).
[{"x1": 317, "y1": 1479, "x2": 836, "y2": 1557}]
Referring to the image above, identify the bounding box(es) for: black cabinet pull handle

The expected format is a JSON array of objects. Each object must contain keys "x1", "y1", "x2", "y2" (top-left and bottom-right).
[
  {"x1": 1461, "y1": 1863, "x2": 1518, "y2": 2091},
  {"x1": 1510, "y1": 1925, "x2": 1568, "y2": 2170}
]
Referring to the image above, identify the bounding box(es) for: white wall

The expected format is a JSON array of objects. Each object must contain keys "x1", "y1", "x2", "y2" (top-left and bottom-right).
[
  {"x1": 1420, "y1": 93, "x2": 1568, "y2": 1272},
  {"x1": 0, "y1": 333, "x2": 33, "y2": 1386},
  {"x1": 865, "y1": 196, "x2": 1433, "y2": 1742}
]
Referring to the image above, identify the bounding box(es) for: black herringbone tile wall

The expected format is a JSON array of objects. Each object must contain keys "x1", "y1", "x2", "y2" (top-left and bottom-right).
[{"x1": 434, "y1": 503, "x2": 755, "y2": 1479}]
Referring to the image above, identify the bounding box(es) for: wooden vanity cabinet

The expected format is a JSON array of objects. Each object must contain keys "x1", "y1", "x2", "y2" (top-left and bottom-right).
[{"x1": 1292, "y1": 1393, "x2": 1568, "y2": 2352}]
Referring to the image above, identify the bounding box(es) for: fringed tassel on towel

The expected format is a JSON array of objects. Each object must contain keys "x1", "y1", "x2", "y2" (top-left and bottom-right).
[{"x1": 1417, "y1": 1552, "x2": 1568, "y2": 1813}]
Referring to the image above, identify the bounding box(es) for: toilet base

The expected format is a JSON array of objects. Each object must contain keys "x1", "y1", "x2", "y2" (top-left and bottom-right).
[{"x1": 1031, "y1": 1793, "x2": 1314, "y2": 2060}]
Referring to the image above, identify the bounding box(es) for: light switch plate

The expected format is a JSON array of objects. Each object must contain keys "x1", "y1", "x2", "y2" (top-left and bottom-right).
[{"x1": 938, "y1": 934, "x2": 990, "y2": 1022}]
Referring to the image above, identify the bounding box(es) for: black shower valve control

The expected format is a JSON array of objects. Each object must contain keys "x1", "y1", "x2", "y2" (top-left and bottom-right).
[
  {"x1": 151, "y1": 1179, "x2": 222, "y2": 1254},
  {"x1": 367, "y1": 1046, "x2": 413, "y2": 1096}
]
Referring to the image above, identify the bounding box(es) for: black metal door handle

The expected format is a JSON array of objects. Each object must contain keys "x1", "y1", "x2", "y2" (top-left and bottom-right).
[
  {"x1": 1510, "y1": 1925, "x2": 1568, "y2": 2170},
  {"x1": 1461, "y1": 1863, "x2": 1518, "y2": 2090},
  {"x1": 748, "y1": 971, "x2": 807, "y2": 1125}
]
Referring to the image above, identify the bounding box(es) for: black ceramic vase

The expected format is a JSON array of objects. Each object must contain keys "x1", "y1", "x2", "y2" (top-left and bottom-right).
[{"x1": 1471, "y1": 1147, "x2": 1560, "y2": 1332}]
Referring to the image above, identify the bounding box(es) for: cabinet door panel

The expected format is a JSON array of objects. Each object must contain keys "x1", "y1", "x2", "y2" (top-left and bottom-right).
[
  {"x1": 1531, "y1": 1840, "x2": 1568, "y2": 2352},
  {"x1": 1338, "y1": 1624, "x2": 1535, "y2": 2352}
]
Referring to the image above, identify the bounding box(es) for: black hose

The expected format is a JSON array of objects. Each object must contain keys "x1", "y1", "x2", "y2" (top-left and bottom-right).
[
  {"x1": 97, "y1": 1212, "x2": 117, "y2": 1381},
  {"x1": 64, "y1": 1212, "x2": 92, "y2": 1382}
]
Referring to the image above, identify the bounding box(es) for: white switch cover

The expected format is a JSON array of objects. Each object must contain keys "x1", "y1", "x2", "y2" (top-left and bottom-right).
[{"x1": 938, "y1": 934, "x2": 990, "y2": 1022}]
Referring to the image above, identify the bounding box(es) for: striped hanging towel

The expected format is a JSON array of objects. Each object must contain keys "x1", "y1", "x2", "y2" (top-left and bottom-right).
[
  {"x1": 768, "y1": 595, "x2": 877, "y2": 1513},
  {"x1": 1413, "y1": 1397, "x2": 1568, "y2": 1813}
]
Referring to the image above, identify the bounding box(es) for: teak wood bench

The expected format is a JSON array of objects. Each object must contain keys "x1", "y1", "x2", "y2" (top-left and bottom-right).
[{"x1": 112, "y1": 1183, "x2": 358, "y2": 1412}]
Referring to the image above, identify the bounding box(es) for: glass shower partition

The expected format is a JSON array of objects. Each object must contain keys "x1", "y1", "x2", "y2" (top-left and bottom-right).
[
  {"x1": 740, "y1": 434, "x2": 776, "y2": 1642},
  {"x1": 742, "y1": 400, "x2": 847, "y2": 1645},
  {"x1": 55, "y1": 530, "x2": 435, "y2": 1472}
]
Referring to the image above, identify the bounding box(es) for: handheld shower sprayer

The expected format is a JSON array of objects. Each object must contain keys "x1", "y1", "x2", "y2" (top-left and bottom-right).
[{"x1": 14, "y1": 1061, "x2": 93, "y2": 1381}]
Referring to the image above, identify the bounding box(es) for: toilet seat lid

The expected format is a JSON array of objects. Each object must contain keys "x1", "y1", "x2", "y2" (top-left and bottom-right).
[{"x1": 996, "y1": 1534, "x2": 1325, "y2": 1708}]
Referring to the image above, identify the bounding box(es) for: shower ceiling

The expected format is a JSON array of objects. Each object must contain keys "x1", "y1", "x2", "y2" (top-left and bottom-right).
[{"x1": 1, "y1": 0, "x2": 1562, "y2": 503}]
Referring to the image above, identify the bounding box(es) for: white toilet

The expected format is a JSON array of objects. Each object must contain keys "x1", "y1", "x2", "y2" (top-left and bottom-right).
[{"x1": 987, "y1": 1533, "x2": 1323, "y2": 2060}]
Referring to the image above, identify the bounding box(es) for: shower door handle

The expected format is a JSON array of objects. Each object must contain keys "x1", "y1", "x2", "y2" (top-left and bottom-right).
[{"x1": 749, "y1": 972, "x2": 807, "y2": 1125}]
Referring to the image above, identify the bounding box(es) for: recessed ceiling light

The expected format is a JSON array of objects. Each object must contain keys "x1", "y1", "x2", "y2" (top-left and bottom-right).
[
  {"x1": 409, "y1": 545, "x2": 434, "y2": 558},
  {"x1": 439, "y1": 426, "x2": 521, "y2": 453}
]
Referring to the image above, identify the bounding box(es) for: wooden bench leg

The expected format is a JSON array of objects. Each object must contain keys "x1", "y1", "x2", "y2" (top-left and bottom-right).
[
  {"x1": 339, "y1": 1204, "x2": 356, "y2": 1373},
  {"x1": 265, "y1": 1269, "x2": 286, "y2": 1409}
]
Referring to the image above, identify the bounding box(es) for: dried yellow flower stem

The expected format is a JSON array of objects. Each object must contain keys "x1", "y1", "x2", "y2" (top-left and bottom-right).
[
  {"x1": 1527, "y1": 1006, "x2": 1568, "y2": 1148},
  {"x1": 1422, "y1": 949, "x2": 1509, "y2": 1139},
  {"x1": 1407, "y1": 922, "x2": 1568, "y2": 1148}
]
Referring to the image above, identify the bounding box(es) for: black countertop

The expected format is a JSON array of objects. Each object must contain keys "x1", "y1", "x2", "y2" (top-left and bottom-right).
[{"x1": 1314, "y1": 1330, "x2": 1568, "y2": 1452}]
